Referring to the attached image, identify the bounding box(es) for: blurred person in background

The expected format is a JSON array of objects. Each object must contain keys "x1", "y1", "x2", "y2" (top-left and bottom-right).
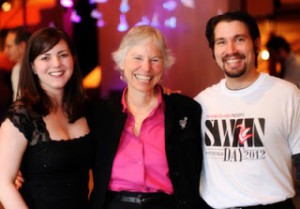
[
  {"x1": 0, "y1": 29, "x2": 14, "y2": 123},
  {"x1": 266, "y1": 34, "x2": 300, "y2": 88},
  {"x1": 4, "y1": 26, "x2": 31, "y2": 101}
]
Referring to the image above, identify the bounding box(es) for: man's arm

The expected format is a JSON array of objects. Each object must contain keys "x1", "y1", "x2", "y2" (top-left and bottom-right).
[{"x1": 292, "y1": 153, "x2": 300, "y2": 183}]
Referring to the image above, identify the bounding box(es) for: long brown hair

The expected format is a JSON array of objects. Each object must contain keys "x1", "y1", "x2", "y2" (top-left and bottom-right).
[{"x1": 18, "y1": 27, "x2": 85, "y2": 123}]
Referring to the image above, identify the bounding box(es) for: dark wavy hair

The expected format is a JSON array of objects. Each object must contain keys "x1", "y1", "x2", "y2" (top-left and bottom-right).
[
  {"x1": 18, "y1": 27, "x2": 85, "y2": 123},
  {"x1": 205, "y1": 11, "x2": 261, "y2": 67}
]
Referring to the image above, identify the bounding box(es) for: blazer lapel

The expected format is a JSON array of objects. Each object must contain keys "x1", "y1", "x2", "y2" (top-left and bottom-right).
[
  {"x1": 107, "y1": 95, "x2": 127, "y2": 149},
  {"x1": 114, "y1": 109, "x2": 127, "y2": 144},
  {"x1": 164, "y1": 95, "x2": 175, "y2": 142}
]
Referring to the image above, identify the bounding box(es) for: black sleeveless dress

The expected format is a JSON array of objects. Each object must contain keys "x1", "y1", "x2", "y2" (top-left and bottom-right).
[{"x1": 6, "y1": 103, "x2": 93, "y2": 209}]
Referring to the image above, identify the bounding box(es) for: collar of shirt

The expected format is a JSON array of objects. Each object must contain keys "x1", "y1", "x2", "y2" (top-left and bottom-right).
[{"x1": 121, "y1": 85, "x2": 166, "y2": 114}]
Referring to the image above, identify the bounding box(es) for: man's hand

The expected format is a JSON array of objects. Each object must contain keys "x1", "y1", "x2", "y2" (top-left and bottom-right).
[{"x1": 163, "y1": 87, "x2": 182, "y2": 95}]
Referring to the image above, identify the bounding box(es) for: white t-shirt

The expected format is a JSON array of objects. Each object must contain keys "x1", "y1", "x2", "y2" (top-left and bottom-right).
[{"x1": 194, "y1": 73, "x2": 300, "y2": 208}]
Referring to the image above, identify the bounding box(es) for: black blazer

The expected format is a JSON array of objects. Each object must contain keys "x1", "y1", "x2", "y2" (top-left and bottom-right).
[{"x1": 89, "y1": 91, "x2": 203, "y2": 209}]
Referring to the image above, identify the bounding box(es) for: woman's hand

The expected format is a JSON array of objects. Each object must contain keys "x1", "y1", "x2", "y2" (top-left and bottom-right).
[{"x1": 15, "y1": 171, "x2": 24, "y2": 190}]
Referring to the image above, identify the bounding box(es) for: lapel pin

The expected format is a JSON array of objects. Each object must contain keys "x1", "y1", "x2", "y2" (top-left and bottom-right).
[{"x1": 179, "y1": 117, "x2": 188, "y2": 129}]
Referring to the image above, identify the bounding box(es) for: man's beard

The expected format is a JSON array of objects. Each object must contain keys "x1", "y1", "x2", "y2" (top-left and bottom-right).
[
  {"x1": 221, "y1": 53, "x2": 247, "y2": 78},
  {"x1": 223, "y1": 63, "x2": 247, "y2": 78}
]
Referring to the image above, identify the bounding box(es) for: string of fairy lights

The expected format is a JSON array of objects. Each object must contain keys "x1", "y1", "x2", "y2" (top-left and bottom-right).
[
  {"x1": 67, "y1": 0, "x2": 196, "y2": 31},
  {"x1": 0, "y1": 0, "x2": 196, "y2": 31}
]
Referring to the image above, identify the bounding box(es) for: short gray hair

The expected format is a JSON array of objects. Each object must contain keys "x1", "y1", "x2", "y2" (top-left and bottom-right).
[{"x1": 112, "y1": 25, "x2": 175, "y2": 71}]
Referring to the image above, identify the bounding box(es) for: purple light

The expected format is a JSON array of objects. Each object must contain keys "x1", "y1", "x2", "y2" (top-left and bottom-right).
[
  {"x1": 71, "y1": 10, "x2": 81, "y2": 23},
  {"x1": 151, "y1": 12, "x2": 160, "y2": 27},
  {"x1": 93, "y1": 0, "x2": 108, "y2": 3},
  {"x1": 120, "y1": 0, "x2": 129, "y2": 13},
  {"x1": 135, "y1": 16, "x2": 150, "y2": 26},
  {"x1": 117, "y1": 14, "x2": 128, "y2": 32},
  {"x1": 163, "y1": 0, "x2": 177, "y2": 11},
  {"x1": 164, "y1": 16, "x2": 177, "y2": 28},
  {"x1": 60, "y1": 0, "x2": 74, "y2": 8},
  {"x1": 180, "y1": 0, "x2": 195, "y2": 8},
  {"x1": 97, "y1": 18, "x2": 105, "y2": 27},
  {"x1": 91, "y1": 9, "x2": 102, "y2": 19}
]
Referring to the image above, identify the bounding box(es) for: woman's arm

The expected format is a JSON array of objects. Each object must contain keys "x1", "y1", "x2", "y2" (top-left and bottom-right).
[{"x1": 0, "y1": 119, "x2": 29, "y2": 209}]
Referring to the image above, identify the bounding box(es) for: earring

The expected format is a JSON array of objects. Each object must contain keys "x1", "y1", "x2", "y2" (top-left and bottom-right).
[{"x1": 120, "y1": 70, "x2": 124, "y2": 80}]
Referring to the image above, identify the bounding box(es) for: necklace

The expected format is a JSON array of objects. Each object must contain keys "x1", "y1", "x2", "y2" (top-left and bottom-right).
[
  {"x1": 130, "y1": 98, "x2": 157, "y2": 116},
  {"x1": 129, "y1": 97, "x2": 157, "y2": 136}
]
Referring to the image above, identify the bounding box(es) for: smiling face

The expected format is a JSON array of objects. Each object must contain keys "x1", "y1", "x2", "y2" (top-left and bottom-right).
[
  {"x1": 213, "y1": 20, "x2": 258, "y2": 79},
  {"x1": 122, "y1": 38, "x2": 164, "y2": 93},
  {"x1": 32, "y1": 39, "x2": 74, "y2": 95}
]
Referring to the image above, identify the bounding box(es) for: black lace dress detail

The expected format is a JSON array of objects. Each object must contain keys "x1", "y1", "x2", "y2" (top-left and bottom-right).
[{"x1": 6, "y1": 103, "x2": 93, "y2": 209}]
